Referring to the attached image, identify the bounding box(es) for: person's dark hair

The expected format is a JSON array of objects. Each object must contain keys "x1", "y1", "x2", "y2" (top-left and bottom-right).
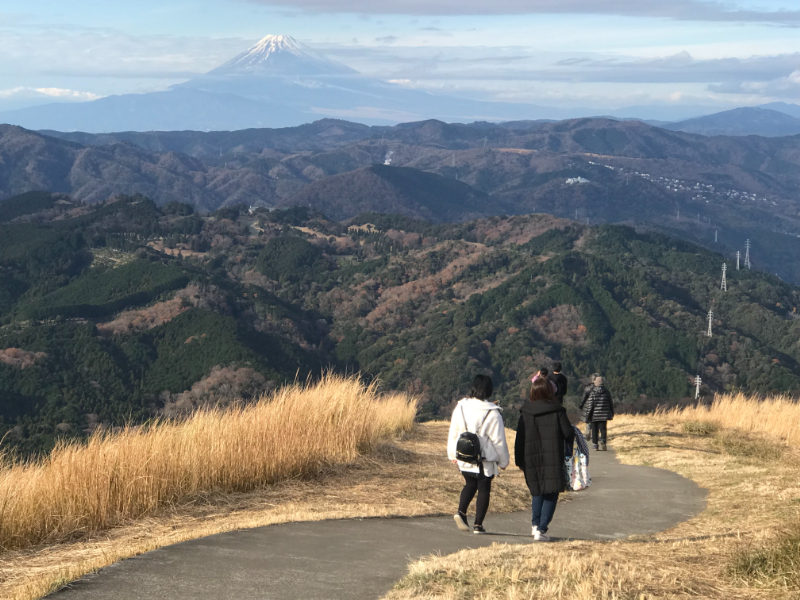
[
  {"x1": 470, "y1": 374, "x2": 493, "y2": 400},
  {"x1": 553, "y1": 362, "x2": 562, "y2": 373},
  {"x1": 539, "y1": 368, "x2": 549, "y2": 377},
  {"x1": 530, "y1": 376, "x2": 556, "y2": 402}
]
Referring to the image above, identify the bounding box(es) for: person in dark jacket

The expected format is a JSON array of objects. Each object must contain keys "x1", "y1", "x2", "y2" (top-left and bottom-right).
[
  {"x1": 515, "y1": 376, "x2": 575, "y2": 542},
  {"x1": 549, "y1": 362, "x2": 568, "y2": 405},
  {"x1": 584, "y1": 376, "x2": 614, "y2": 451},
  {"x1": 579, "y1": 373, "x2": 600, "y2": 438}
]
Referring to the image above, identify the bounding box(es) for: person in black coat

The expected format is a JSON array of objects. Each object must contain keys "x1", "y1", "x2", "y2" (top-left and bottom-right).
[
  {"x1": 549, "y1": 362, "x2": 568, "y2": 405},
  {"x1": 514, "y1": 376, "x2": 575, "y2": 542},
  {"x1": 579, "y1": 372, "x2": 600, "y2": 438},
  {"x1": 584, "y1": 375, "x2": 614, "y2": 451}
]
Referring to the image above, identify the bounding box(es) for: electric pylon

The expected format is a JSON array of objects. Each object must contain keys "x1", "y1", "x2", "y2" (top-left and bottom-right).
[
  {"x1": 695, "y1": 375, "x2": 702, "y2": 400},
  {"x1": 736, "y1": 251, "x2": 740, "y2": 271},
  {"x1": 744, "y1": 239, "x2": 751, "y2": 269},
  {"x1": 706, "y1": 309, "x2": 714, "y2": 337},
  {"x1": 721, "y1": 263, "x2": 727, "y2": 291}
]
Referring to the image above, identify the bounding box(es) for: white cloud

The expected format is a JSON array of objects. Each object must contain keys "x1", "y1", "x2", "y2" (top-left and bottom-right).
[
  {"x1": 708, "y1": 68, "x2": 800, "y2": 98},
  {"x1": 247, "y1": 0, "x2": 800, "y2": 24},
  {"x1": 0, "y1": 86, "x2": 102, "y2": 111},
  {"x1": 0, "y1": 30, "x2": 251, "y2": 81},
  {"x1": 31, "y1": 87, "x2": 102, "y2": 100}
]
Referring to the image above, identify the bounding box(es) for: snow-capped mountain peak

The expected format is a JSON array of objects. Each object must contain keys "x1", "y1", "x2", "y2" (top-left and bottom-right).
[
  {"x1": 208, "y1": 35, "x2": 357, "y2": 77},
  {"x1": 245, "y1": 35, "x2": 305, "y2": 58}
]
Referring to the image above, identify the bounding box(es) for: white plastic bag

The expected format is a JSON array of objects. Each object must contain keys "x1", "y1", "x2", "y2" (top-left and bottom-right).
[{"x1": 565, "y1": 452, "x2": 591, "y2": 491}]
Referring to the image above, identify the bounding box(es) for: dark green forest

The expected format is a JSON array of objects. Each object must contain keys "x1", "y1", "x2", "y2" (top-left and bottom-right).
[{"x1": 1, "y1": 192, "x2": 798, "y2": 454}]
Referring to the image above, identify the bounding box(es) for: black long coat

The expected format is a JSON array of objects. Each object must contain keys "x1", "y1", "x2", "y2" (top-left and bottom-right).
[
  {"x1": 585, "y1": 385, "x2": 614, "y2": 422},
  {"x1": 514, "y1": 400, "x2": 575, "y2": 497}
]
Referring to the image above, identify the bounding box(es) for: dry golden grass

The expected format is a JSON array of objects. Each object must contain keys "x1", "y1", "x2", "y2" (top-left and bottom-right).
[
  {"x1": 659, "y1": 392, "x2": 800, "y2": 446},
  {"x1": 0, "y1": 373, "x2": 416, "y2": 551},
  {"x1": 0, "y1": 420, "x2": 531, "y2": 600},
  {"x1": 384, "y1": 396, "x2": 800, "y2": 600}
]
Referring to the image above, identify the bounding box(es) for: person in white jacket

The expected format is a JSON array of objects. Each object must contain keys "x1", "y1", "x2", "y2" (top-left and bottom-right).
[{"x1": 447, "y1": 374, "x2": 510, "y2": 534}]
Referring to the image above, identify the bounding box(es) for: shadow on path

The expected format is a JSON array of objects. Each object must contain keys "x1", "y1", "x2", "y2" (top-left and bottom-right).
[{"x1": 51, "y1": 450, "x2": 706, "y2": 600}]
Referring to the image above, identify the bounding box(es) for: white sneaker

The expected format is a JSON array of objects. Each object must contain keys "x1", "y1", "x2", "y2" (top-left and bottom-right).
[
  {"x1": 454, "y1": 513, "x2": 471, "y2": 532},
  {"x1": 532, "y1": 526, "x2": 551, "y2": 542}
]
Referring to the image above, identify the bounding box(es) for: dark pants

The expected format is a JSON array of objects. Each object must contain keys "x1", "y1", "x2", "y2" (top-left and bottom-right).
[
  {"x1": 592, "y1": 421, "x2": 608, "y2": 445},
  {"x1": 458, "y1": 468, "x2": 493, "y2": 526},
  {"x1": 531, "y1": 492, "x2": 559, "y2": 533}
]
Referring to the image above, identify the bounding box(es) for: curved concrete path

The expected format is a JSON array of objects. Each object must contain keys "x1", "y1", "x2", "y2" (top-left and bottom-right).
[{"x1": 51, "y1": 451, "x2": 706, "y2": 600}]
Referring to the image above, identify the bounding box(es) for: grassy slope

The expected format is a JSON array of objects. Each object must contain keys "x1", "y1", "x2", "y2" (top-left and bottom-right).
[
  {"x1": 0, "y1": 421, "x2": 530, "y2": 600},
  {"x1": 6, "y1": 394, "x2": 799, "y2": 600}
]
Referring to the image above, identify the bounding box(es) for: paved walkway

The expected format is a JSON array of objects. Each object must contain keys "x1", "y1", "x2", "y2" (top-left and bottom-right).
[{"x1": 52, "y1": 451, "x2": 706, "y2": 600}]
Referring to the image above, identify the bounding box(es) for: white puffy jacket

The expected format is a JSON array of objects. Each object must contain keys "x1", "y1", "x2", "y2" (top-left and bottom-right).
[{"x1": 447, "y1": 398, "x2": 510, "y2": 477}]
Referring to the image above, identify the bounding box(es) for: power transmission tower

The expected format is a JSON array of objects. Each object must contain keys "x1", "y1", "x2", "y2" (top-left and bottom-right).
[
  {"x1": 736, "y1": 251, "x2": 740, "y2": 271},
  {"x1": 706, "y1": 309, "x2": 714, "y2": 337},
  {"x1": 695, "y1": 375, "x2": 702, "y2": 400},
  {"x1": 575, "y1": 208, "x2": 578, "y2": 220},
  {"x1": 715, "y1": 230, "x2": 718, "y2": 243},
  {"x1": 721, "y1": 263, "x2": 727, "y2": 291},
  {"x1": 677, "y1": 209, "x2": 680, "y2": 220},
  {"x1": 744, "y1": 239, "x2": 751, "y2": 269}
]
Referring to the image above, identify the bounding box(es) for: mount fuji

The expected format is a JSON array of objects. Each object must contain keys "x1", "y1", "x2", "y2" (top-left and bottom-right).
[
  {"x1": 206, "y1": 35, "x2": 356, "y2": 77},
  {"x1": 0, "y1": 35, "x2": 564, "y2": 132}
]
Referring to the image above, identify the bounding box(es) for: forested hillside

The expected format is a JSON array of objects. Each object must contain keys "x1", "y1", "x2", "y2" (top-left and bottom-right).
[{"x1": 1, "y1": 193, "x2": 798, "y2": 454}]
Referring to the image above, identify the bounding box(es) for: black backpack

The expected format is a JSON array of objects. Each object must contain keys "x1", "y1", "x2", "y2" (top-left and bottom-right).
[{"x1": 455, "y1": 406, "x2": 491, "y2": 464}]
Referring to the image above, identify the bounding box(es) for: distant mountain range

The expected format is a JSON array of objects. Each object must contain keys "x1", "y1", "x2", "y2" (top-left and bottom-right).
[
  {"x1": 1, "y1": 34, "x2": 799, "y2": 135},
  {"x1": 664, "y1": 107, "x2": 800, "y2": 137},
  {"x1": 2, "y1": 115, "x2": 800, "y2": 283}
]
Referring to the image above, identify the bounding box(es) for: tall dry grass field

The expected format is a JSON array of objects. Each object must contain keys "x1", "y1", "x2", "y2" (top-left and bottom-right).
[
  {"x1": 0, "y1": 373, "x2": 417, "y2": 551},
  {"x1": 658, "y1": 392, "x2": 800, "y2": 446}
]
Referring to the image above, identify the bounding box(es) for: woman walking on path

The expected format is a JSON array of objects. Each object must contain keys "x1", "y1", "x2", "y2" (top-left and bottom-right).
[
  {"x1": 515, "y1": 377, "x2": 575, "y2": 542},
  {"x1": 584, "y1": 375, "x2": 614, "y2": 451},
  {"x1": 447, "y1": 374, "x2": 510, "y2": 534}
]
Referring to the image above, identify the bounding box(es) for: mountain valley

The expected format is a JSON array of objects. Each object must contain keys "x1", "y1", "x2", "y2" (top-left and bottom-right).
[{"x1": 1, "y1": 195, "x2": 799, "y2": 455}]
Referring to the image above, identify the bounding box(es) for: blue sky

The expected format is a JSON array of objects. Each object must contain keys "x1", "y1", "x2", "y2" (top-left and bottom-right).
[{"x1": 1, "y1": 0, "x2": 798, "y2": 113}]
